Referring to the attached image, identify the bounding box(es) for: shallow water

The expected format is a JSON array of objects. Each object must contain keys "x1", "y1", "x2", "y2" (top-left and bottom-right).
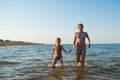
[{"x1": 0, "y1": 44, "x2": 120, "y2": 80}]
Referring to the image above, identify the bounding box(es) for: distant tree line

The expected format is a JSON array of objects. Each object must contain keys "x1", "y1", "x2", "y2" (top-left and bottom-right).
[
  {"x1": 0, "y1": 39, "x2": 41, "y2": 46},
  {"x1": 0, "y1": 39, "x2": 11, "y2": 42}
]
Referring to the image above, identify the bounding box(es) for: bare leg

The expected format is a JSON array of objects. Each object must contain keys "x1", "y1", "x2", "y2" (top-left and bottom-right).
[
  {"x1": 81, "y1": 49, "x2": 86, "y2": 67},
  {"x1": 76, "y1": 50, "x2": 82, "y2": 64},
  {"x1": 60, "y1": 58, "x2": 64, "y2": 68},
  {"x1": 79, "y1": 51, "x2": 82, "y2": 65},
  {"x1": 52, "y1": 57, "x2": 57, "y2": 68},
  {"x1": 76, "y1": 50, "x2": 80, "y2": 63}
]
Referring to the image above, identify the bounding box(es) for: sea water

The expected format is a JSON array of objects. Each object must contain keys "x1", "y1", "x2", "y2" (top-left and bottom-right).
[{"x1": 0, "y1": 44, "x2": 120, "y2": 80}]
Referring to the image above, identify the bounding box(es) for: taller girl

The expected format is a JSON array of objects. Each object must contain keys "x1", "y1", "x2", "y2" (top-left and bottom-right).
[{"x1": 73, "y1": 23, "x2": 91, "y2": 67}]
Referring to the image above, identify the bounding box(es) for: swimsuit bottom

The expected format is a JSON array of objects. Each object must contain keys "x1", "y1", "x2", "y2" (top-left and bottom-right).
[
  {"x1": 56, "y1": 56, "x2": 61, "y2": 60},
  {"x1": 76, "y1": 45, "x2": 86, "y2": 50}
]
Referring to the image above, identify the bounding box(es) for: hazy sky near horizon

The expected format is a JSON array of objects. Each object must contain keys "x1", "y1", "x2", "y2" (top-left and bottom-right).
[{"x1": 0, "y1": 0, "x2": 120, "y2": 44}]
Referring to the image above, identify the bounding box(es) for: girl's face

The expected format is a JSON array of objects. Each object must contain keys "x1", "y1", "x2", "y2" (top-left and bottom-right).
[
  {"x1": 77, "y1": 25, "x2": 83, "y2": 31},
  {"x1": 56, "y1": 38, "x2": 61, "y2": 44}
]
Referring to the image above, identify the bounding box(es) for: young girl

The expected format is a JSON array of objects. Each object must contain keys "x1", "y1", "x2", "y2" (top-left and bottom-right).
[
  {"x1": 50, "y1": 37, "x2": 71, "y2": 68},
  {"x1": 73, "y1": 23, "x2": 91, "y2": 67}
]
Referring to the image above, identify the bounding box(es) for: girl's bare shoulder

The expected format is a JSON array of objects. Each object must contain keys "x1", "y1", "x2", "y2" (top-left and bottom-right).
[
  {"x1": 83, "y1": 31, "x2": 88, "y2": 34},
  {"x1": 75, "y1": 32, "x2": 78, "y2": 34}
]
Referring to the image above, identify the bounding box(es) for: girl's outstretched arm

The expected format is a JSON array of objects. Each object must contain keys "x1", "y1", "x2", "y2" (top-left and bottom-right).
[
  {"x1": 86, "y1": 32, "x2": 91, "y2": 48},
  {"x1": 62, "y1": 46, "x2": 71, "y2": 53}
]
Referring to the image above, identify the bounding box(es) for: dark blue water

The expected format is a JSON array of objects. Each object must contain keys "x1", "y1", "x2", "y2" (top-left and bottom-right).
[{"x1": 0, "y1": 44, "x2": 120, "y2": 80}]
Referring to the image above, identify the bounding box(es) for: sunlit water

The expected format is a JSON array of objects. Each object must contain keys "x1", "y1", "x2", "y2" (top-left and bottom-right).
[{"x1": 0, "y1": 44, "x2": 120, "y2": 80}]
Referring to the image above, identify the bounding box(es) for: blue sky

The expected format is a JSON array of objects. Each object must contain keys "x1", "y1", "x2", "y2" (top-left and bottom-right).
[{"x1": 0, "y1": 0, "x2": 120, "y2": 44}]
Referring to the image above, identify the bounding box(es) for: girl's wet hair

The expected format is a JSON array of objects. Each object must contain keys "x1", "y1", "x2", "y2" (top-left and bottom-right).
[
  {"x1": 56, "y1": 37, "x2": 61, "y2": 43},
  {"x1": 57, "y1": 37, "x2": 61, "y2": 41},
  {"x1": 54, "y1": 37, "x2": 61, "y2": 46},
  {"x1": 77, "y1": 23, "x2": 84, "y2": 28}
]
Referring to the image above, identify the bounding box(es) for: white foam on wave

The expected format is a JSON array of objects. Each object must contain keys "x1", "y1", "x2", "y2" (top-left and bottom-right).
[{"x1": 48, "y1": 62, "x2": 88, "y2": 67}]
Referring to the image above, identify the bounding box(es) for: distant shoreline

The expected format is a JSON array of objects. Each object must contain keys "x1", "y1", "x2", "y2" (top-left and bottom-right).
[{"x1": 0, "y1": 40, "x2": 41, "y2": 46}]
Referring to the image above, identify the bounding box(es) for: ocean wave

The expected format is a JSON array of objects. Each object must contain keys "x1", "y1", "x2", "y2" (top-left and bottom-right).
[
  {"x1": 26, "y1": 58, "x2": 43, "y2": 61},
  {"x1": 0, "y1": 61, "x2": 21, "y2": 65}
]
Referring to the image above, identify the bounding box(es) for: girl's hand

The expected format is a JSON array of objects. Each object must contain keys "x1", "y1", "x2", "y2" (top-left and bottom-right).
[
  {"x1": 88, "y1": 44, "x2": 91, "y2": 48},
  {"x1": 74, "y1": 45, "x2": 76, "y2": 48},
  {"x1": 68, "y1": 49, "x2": 72, "y2": 53}
]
